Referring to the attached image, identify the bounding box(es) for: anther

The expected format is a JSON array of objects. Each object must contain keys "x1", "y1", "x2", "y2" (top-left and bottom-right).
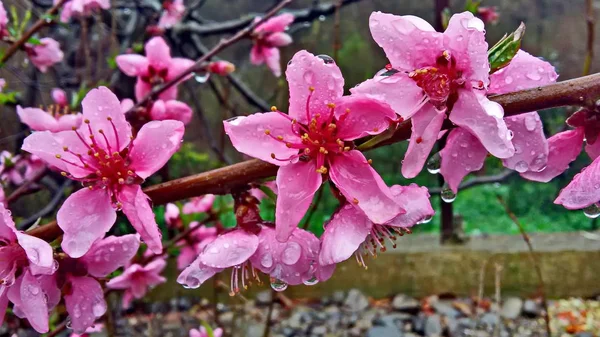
[
  {"x1": 270, "y1": 153, "x2": 276, "y2": 159},
  {"x1": 55, "y1": 154, "x2": 61, "y2": 159},
  {"x1": 327, "y1": 103, "x2": 336, "y2": 108},
  {"x1": 353, "y1": 198, "x2": 359, "y2": 204},
  {"x1": 106, "y1": 117, "x2": 112, "y2": 121},
  {"x1": 84, "y1": 119, "x2": 90, "y2": 124},
  {"x1": 416, "y1": 137, "x2": 423, "y2": 144},
  {"x1": 308, "y1": 86, "x2": 315, "y2": 92},
  {"x1": 61, "y1": 171, "x2": 68, "y2": 176},
  {"x1": 63, "y1": 146, "x2": 69, "y2": 151},
  {"x1": 270, "y1": 106, "x2": 278, "y2": 112},
  {"x1": 118, "y1": 178, "x2": 125, "y2": 184},
  {"x1": 368, "y1": 159, "x2": 373, "y2": 164},
  {"x1": 113, "y1": 152, "x2": 119, "y2": 157},
  {"x1": 98, "y1": 129, "x2": 104, "y2": 134},
  {"x1": 316, "y1": 166, "x2": 328, "y2": 174},
  {"x1": 264, "y1": 130, "x2": 271, "y2": 135},
  {"x1": 276, "y1": 136, "x2": 283, "y2": 140},
  {"x1": 343, "y1": 146, "x2": 351, "y2": 151},
  {"x1": 345, "y1": 108, "x2": 350, "y2": 113}
]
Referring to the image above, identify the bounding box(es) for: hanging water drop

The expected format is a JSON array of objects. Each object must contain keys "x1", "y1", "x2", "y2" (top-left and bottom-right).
[
  {"x1": 583, "y1": 204, "x2": 600, "y2": 218},
  {"x1": 441, "y1": 186, "x2": 456, "y2": 203},
  {"x1": 417, "y1": 214, "x2": 433, "y2": 224},
  {"x1": 316, "y1": 54, "x2": 335, "y2": 64},
  {"x1": 194, "y1": 72, "x2": 210, "y2": 83},
  {"x1": 426, "y1": 152, "x2": 441, "y2": 174},
  {"x1": 303, "y1": 276, "x2": 319, "y2": 286},
  {"x1": 270, "y1": 277, "x2": 288, "y2": 292},
  {"x1": 318, "y1": 15, "x2": 326, "y2": 21}
]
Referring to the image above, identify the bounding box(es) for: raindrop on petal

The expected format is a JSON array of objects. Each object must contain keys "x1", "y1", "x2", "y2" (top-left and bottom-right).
[{"x1": 583, "y1": 204, "x2": 600, "y2": 219}]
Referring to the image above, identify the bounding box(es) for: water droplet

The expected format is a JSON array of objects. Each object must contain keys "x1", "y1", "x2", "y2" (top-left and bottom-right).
[
  {"x1": 29, "y1": 285, "x2": 40, "y2": 295},
  {"x1": 194, "y1": 72, "x2": 210, "y2": 83},
  {"x1": 391, "y1": 19, "x2": 413, "y2": 35},
  {"x1": 184, "y1": 275, "x2": 201, "y2": 289},
  {"x1": 417, "y1": 214, "x2": 433, "y2": 224},
  {"x1": 303, "y1": 276, "x2": 319, "y2": 286},
  {"x1": 526, "y1": 72, "x2": 541, "y2": 81},
  {"x1": 505, "y1": 76, "x2": 513, "y2": 84},
  {"x1": 92, "y1": 300, "x2": 106, "y2": 317},
  {"x1": 270, "y1": 277, "x2": 288, "y2": 292},
  {"x1": 66, "y1": 317, "x2": 73, "y2": 329},
  {"x1": 261, "y1": 253, "x2": 273, "y2": 268},
  {"x1": 303, "y1": 71, "x2": 315, "y2": 84},
  {"x1": 507, "y1": 130, "x2": 514, "y2": 140},
  {"x1": 426, "y1": 152, "x2": 441, "y2": 174},
  {"x1": 441, "y1": 186, "x2": 456, "y2": 203},
  {"x1": 73, "y1": 304, "x2": 82, "y2": 318},
  {"x1": 524, "y1": 114, "x2": 537, "y2": 131},
  {"x1": 318, "y1": 15, "x2": 326, "y2": 21},
  {"x1": 223, "y1": 243, "x2": 230, "y2": 249},
  {"x1": 282, "y1": 242, "x2": 301, "y2": 265},
  {"x1": 514, "y1": 161, "x2": 529, "y2": 173},
  {"x1": 457, "y1": 35, "x2": 464, "y2": 41},
  {"x1": 583, "y1": 204, "x2": 600, "y2": 218}
]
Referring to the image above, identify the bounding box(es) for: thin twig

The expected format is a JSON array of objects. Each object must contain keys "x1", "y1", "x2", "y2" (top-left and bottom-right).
[
  {"x1": 126, "y1": 0, "x2": 292, "y2": 113},
  {"x1": 302, "y1": 187, "x2": 323, "y2": 230},
  {"x1": 496, "y1": 195, "x2": 551, "y2": 337},
  {"x1": 46, "y1": 321, "x2": 67, "y2": 337},
  {"x1": 332, "y1": 0, "x2": 343, "y2": 62},
  {"x1": 262, "y1": 289, "x2": 276, "y2": 337},
  {"x1": 428, "y1": 169, "x2": 515, "y2": 195},
  {"x1": 583, "y1": 0, "x2": 595, "y2": 75},
  {"x1": 0, "y1": 0, "x2": 68, "y2": 65}
]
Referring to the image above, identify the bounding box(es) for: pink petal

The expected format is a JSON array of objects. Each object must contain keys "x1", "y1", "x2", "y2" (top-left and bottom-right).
[
  {"x1": 389, "y1": 184, "x2": 435, "y2": 227},
  {"x1": 522, "y1": 128, "x2": 584, "y2": 183},
  {"x1": 0, "y1": 290, "x2": 7, "y2": 327},
  {"x1": 329, "y1": 150, "x2": 403, "y2": 224},
  {"x1": 264, "y1": 47, "x2": 282, "y2": 77},
  {"x1": 350, "y1": 72, "x2": 425, "y2": 120},
  {"x1": 555, "y1": 155, "x2": 600, "y2": 209},
  {"x1": 450, "y1": 89, "x2": 514, "y2": 158},
  {"x1": 0, "y1": 203, "x2": 17, "y2": 242},
  {"x1": 17, "y1": 271, "x2": 50, "y2": 333},
  {"x1": 117, "y1": 185, "x2": 163, "y2": 254},
  {"x1": 115, "y1": 54, "x2": 149, "y2": 77},
  {"x1": 199, "y1": 230, "x2": 259, "y2": 268},
  {"x1": 182, "y1": 195, "x2": 215, "y2": 214},
  {"x1": 440, "y1": 128, "x2": 488, "y2": 192},
  {"x1": 80, "y1": 86, "x2": 132, "y2": 152},
  {"x1": 334, "y1": 94, "x2": 396, "y2": 140},
  {"x1": 586, "y1": 139, "x2": 600, "y2": 160},
  {"x1": 51, "y1": 88, "x2": 68, "y2": 106},
  {"x1": 489, "y1": 50, "x2": 558, "y2": 95},
  {"x1": 177, "y1": 256, "x2": 222, "y2": 288},
  {"x1": 82, "y1": 234, "x2": 140, "y2": 277},
  {"x1": 149, "y1": 100, "x2": 193, "y2": 125},
  {"x1": 177, "y1": 246, "x2": 197, "y2": 270},
  {"x1": 165, "y1": 203, "x2": 180, "y2": 226},
  {"x1": 255, "y1": 13, "x2": 294, "y2": 33},
  {"x1": 15, "y1": 231, "x2": 54, "y2": 273},
  {"x1": 250, "y1": 45, "x2": 265, "y2": 65},
  {"x1": 56, "y1": 113, "x2": 83, "y2": 131},
  {"x1": 120, "y1": 98, "x2": 134, "y2": 113},
  {"x1": 502, "y1": 112, "x2": 548, "y2": 172},
  {"x1": 58, "y1": 188, "x2": 116, "y2": 258},
  {"x1": 128, "y1": 120, "x2": 184, "y2": 179},
  {"x1": 64, "y1": 276, "x2": 106, "y2": 334},
  {"x1": 275, "y1": 160, "x2": 322, "y2": 242},
  {"x1": 142, "y1": 257, "x2": 167, "y2": 274},
  {"x1": 145, "y1": 36, "x2": 172, "y2": 70},
  {"x1": 166, "y1": 57, "x2": 195, "y2": 82},
  {"x1": 318, "y1": 204, "x2": 372, "y2": 266},
  {"x1": 135, "y1": 79, "x2": 152, "y2": 102},
  {"x1": 402, "y1": 105, "x2": 445, "y2": 178},
  {"x1": 17, "y1": 106, "x2": 59, "y2": 132},
  {"x1": 368, "y1": 11, "x2": 443, "y2": 71},
  {"x1": 286, "y1": 50, "x2": 344, "y2": 124},
  {"x1": 106, "y1": 266, "x2": 136, "y2": 289},
  {"x1": 443, "y1": 12, "x2": 489, "y2": 85},
  {"x1": 223, "y1": 112, "x2": 300, "y2": 165},
  {"x1": 266, "y1": 32, "x2": 292, "y2": 47}
]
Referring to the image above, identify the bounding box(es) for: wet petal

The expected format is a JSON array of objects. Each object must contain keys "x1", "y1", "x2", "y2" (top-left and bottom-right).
[
  {"x1": 56, "y1": 114, "x2": 83, "y2": 131},
  {"x1": 502, "y1": 112, "x2": 548, "y2": 172},
  {"x1": 177, "y1": 256, "x2": 222, "y2": 288},
  {"x1": 64, "y1": 276, "x2": 106, "y2": 334},
  {"x1": 17, "y1": 271, "x2": 50, "y2": 333},
  {"x1": 198, "y1": 229, "x2": 259, "y2": 268},
  {"x1": 118, "y1": 185, "x2": 163, "y2": 254},
  {"x1": 389, "y1": 184, "x2": 435, "y2": 227},
  {"x1": 440, "y1": 128, "x2": 488, "y2": 192},
  {"x1": 115, "y1": 54, "x2": 149, "y2": 77},
  {"x1": 82, "y1": 234, "x2": 140, "y2": 277},
  {"x1": 145, "y1": 36, "x2": 172, "y2": 70},
  {"x1": 586, "y1": 139, "x2": 600, "y2": 160},
  {"x1": 264, "y1": 47, "x2": 282, "y2": 77},
  {"x1": 329, "y1": 150, "x2": 403, "y2": 224},
  {"x1": 15, "y1": 231, "x2": 54, "y2": 274},
  {"x1": 402, "y1": 104, "x2": 445, "y2": 178},
  {"x1": 16, "y1": 106, "x2": 59, "y2": 132},
  {"x1": 555, "y1": 155, "x2": 600, "y2": 209},
  {"x1": 128, "y1": 120, "x2": 184, "y2": 179},
  {"x1": 334, "y1": 94, "x2": 396, "y2": 140},
  {"x1": 149, "y1": 100, "x2": 193, "y2": 125},
  {"x1": 266, "y1": 32, "x2": 293, "y2": 47},
  {"x1": 489, "y1": 50, "x2": 558, "y2": 94},
  {"x1": 256, "y1": 13, "x2": 294, "y2": 33}
]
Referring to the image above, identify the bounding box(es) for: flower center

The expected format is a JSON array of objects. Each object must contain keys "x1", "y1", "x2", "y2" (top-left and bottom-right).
[
  {"x1": 409, "y1": 50, "x2": 464, "y2": 107},
  {"x1": 141, "y1": 65, "x2": 168, "y2": 85}
]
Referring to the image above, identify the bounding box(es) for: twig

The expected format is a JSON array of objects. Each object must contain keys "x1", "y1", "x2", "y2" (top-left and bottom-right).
[
  {"x1": 5, "y1": 168, "x2": 48, "y2": 204},
  {"x1": 126, "y1": 0, "x2": 293, "y2": 113},
  {"x1": 428, "y1": 169, "x2": 515, "y2": 195},
  {"x1": 17, "y1": 179, "x2": 71, "y2": 230},
  {"x1": 583, "y1": 0, "x2": 595, "y2": 75},
  {"x1": 301, "y1": 187, "x2": 323, "y2": 230},
  {"x1": 262, "y1": 289, "x2": 276, "y2": 337},
  {"x1": 496, "y1": 195, "x2": 551, "y2": 337},
  {"x1": 0, "y1": 0, "x2": 68, "y2": 65},
  {"x1": 46, "y1": 321, "x2": 67, "y2": 337},
  {"x1": 332, "y1": 0, "x2": 343, "y2": 62},
  {"x1": 80, "y1": 17, "x2": 92, "y2": 83}
]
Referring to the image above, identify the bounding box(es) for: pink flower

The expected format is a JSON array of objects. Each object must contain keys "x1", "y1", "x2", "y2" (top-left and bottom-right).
[
  {"x1": 164, "y1": 203, "x2": 180, "y2": 227},
  {"x1": 189, "y1": 326, "x2": 223, "y2": 337},
  {"x1": 0, "y1": 152, "x2": 45, "y2": 186},
  {"x1": 250, "y1": 181, "x2": 277, "y2": 201},
  {"x1": 52, "y1": 88, "x2": 69, "y2": 106},
  {"x1": 208, "y1": 61, "x2": 236, "y2": 76},
  {"x1": 22, "y1": 87, "x2": 185, "y2": 258},
  {"x1": 178, "y1": 225, "x2": 334, "y2": 293},
  {"x1": 319, "y1": 184, "x2": 434, "y2": 268},
  {"x1": 477, "y1": 6, "x2": 500, "y2": 25},
  {"x1": 26, "y1": 38, "x2": 64, "y2": 73},
  {"x1": 0, "y1": 2, "x2": 8, "y2": 36},
  {"x1": 250, "y1": 13, "x2": 294, "y2": 77},
  {"x1": 17, "y1": 105, "x2": 82, "y2": 132},
  {"x1": 176, "y1": 222, "x2": 217, "y2": 270},
  {"x1": 53, "y1": 235, "x2": 139, "y2": 333},
  {"x1": 0, "y1": 78, "x2": 5, "y2": 92},
  {"x1": 0, "y1": 203, "x2": 57, "y2": 333},
  {"x1": 158, "y1": 0, "x2": 185, "y2": 29},
  {"x1": 182, "y1": 194, "x2": 215, "y2": 214},
  {"x1": 70, "y1": 323, "x2": 104, "y2": 337},
  {"x1": 149, "y1": 99, "x2": 193, "y2": 125},
  {"x1": 224, "y1": 50, "x2": 403, "y2": 242},
  {"x1": 352, "y1": 12, "x2": 515, "y2": 179},
  {"x1": 56, "y1": 0, "x2": 110, "y2": 22},
  {"x1": 116, "y1": 37, "x2": 195, "y2": 101},
  {"x1": 106, "y1": 257, "x2": 167, "y2": 309},
  {"x1": 439, "y1": 50, "x2": 558, "y2": 192}
]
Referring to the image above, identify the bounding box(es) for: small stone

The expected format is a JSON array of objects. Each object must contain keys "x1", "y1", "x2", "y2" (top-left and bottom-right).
[
  {"x1": 376, "y1": 313, "x2": 412, "y2": 328},
  {"x1": 432, "y1": 301, "x2": 460, "y2": 318},
  {"x1": 344, "y1": 289, "x2": 369, "y2": 312},
  {"x1": 256, "y1": 290, "x2": 273, "y2": 305},
  {"x1": 178, "y1": 297, "x2": 192, "y2": 311},
  {"x1": 480, "y1": 313, "x2": 500, "y2": 327},
  {"x1": 312, "y1": 325, "x2": 327, "y2": 335},
  {"x1": 424, "y1": 314, "x2": 442, "y2": 337},
  {"x1": 392, "y1": 294, "x2": 420, "y2": 313},
  {"x1": 500, "y1": 297, "x2": 523, "y2": 319},
  {"x1": 220, "y1": 311, "x2": 234, "y2": 325},
  {"x1": 366, "y1": 326, "x2": 403, "y2": 337},
  {"x1": 332, "y1": 290, "x2": 346, "y2": 304},
  {"x1": 522, "y1": 299, "x2": 540, "y2": 317}
]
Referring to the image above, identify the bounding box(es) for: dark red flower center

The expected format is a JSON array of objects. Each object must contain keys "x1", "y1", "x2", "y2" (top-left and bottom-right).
[
  {"x1": 141, "y1": 65, "x2": 168, "y2": 85},
  {"x1": 409, "y1": 50, "x2": 464, "y2": 108}
]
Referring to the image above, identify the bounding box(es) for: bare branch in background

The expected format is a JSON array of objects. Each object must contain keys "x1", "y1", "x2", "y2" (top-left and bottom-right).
[
  {"x1": 583, "y1": 0, "x2": 596, "y2": 75},
  {"x1": 17, "y1": 180, "x2": 72, "y2": 230},
  {"x1": 428, "y1": 170, "x2": 515, "y2": 195}
]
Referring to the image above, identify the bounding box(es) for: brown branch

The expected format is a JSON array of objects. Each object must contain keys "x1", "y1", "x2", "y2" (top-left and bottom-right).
[
  {"x1": 496, "y1": 195, "x2": 551, "y2": 337},
  {"x1": 583, "y1": 0, "x2": 595, "y2": 76},
  {"x1": 125, "y1": 0, "x2": 292, "y2": 114},
  {"x1": 26, "y1": 72, "x2": 600, "y2": 241},
  {"x1": 0, "y1": 0, "x2": 67, "y2": 65}
]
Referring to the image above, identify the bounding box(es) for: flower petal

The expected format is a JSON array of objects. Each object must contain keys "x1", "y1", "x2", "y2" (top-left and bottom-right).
[
  {"x1": 64, "y1": 276, "x2": 106, "y2": 334},
  {"x1": 58, "y1": 188, "x2": 116, "y2": 258},
  {"x1": 389, "y1": 184, "x2": 435, "y2": 227},
  {"x1": 318, "y1": 204, "x2": 372, "y2": 266},
  {"x1": 275, "y1": 160, "x2": 322, "y2": 242},
  {"x1": 586, "y1": 139, "x2": 600, "y2": 160},
  {"x1": 117, "y1": 185, "x2": 163, "y2": 254},
  {"x1": 329, "y1": 150, "x2": 403, "y2": 224},
  {"x1": 350, "y1": 72, "x2": 425, "y2": 120},
  {"x1": 450, "y1": 89, "x2": 514, "y2": 158},
  {"x1": 522, "y1": 128, "x2": 584, "y2": 183},
  {"x1": 440, "y1": 128, "x2": 488, "y2": 192},
  {"x1": 402, "y1": 104, "x2": 445, "y2": 178},
  {"x1": 115, "y1": 54, "x2": 149, "y2": 77},
  {"x1": 135, "y1": 79, "x2": 152, "y2": 102},
  {"x1": 443, "y1": 12, "x2": 489, "y2": 85},
  {"x1": 166, "y1": 57, "x2": 195, "y2": 82},
  {"x1": 16, "y1": 106, "x2": 59, "y2": 132},
  {"x1": 502, "y1": 112, "x2": 548, "y2": 172},
  {"x1": 17, "y1": 271, "x2": 50, "y2": 333},
  {"x1": 264, "y1": 47, "x2": 282, "y2": 77},
  {"x1": 128, "y1": 120, "x2": 184, "y2": 179},
  {"x1": 177, "y1": 255, "x2": 221, "y2": 288},
  {"x1": 15, "y1": 231, "x2": 54, "y2": 274},
  {"x1": 82, "y1": 234, "x2": 140, "y2": 277},
  {"x1": 0, "y1": 203, "x2": 17, "y2": 242},
  {"x1": 149, "y1": 100, "x2": 193, "y2": 125},
  {"x1": 489, "y1": 50, "x2": 558, "y2": 95},
  {"x1": 145, "y1": 37, "x2": 172, "y2": 70},
  {"x1": 224, "y1": 112, "x2": 300, "y2": 165},
  {"x1": 286, "y1": 50, "x2": 344, "y2": 124},
  {"x1": 256, "y1": 13, "x2": 294, "y2": 33},
  {"x1": 56, "y1": 113, "x2": 83, "y2": 131},
  {"x1": 80, "y1": 86, "x2": 132, "y2": 152},
  {"x1": 250, "y1": 45, "x2": 265, "y2": 65},
  {"x1": 333, "y1": 94, "x2": 396, "y2": 140},
  {"x1": 266, "y1": 32, "x2": 292, "y2": 47},
  {"x1": 368, "y1": 11, "x2": 443, "y2": 71},
  {"x1": 200, "y1": 229, "x2": 259, "y2": 268},
  {"x1": 555, "y1": 154, "x2": 600, "y2": 209}
]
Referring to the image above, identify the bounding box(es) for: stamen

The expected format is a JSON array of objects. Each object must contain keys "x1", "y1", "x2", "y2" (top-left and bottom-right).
[
  {"x1": 97, "y1": 129, "x2": 112, "y2": 153},
  {"x1": 107, "y1": 117, "x2": 121, "y2": 151}
]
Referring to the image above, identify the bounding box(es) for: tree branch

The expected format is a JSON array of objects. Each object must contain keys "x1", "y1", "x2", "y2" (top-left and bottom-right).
[
  {"x1": 583, "y1": 0, "x2": 595, "y2": 76},
  {"x1": 428, "y1": 169, "x2": 515, "y2": 195}
]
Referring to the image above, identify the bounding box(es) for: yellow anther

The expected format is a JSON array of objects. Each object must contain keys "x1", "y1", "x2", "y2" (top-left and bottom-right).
[
  {"x1": 316, "y1": 166, "x2": 328, "y2": 174},
  {"x1": 104, "y1": 155, "x2": 110, "y2": 159},
  {"x1": 343, "y1": 146, "x2": 351, "y2": 151},
  {"x1": 304, "y1": 148, "x2": 311, "y2": 154},
  {"x1": 352, "y1": 198, "x2": 359, "y2": 204},
  {"x1": 286, "y1": 143, "x2": 293, "y2": 148},
  {"x1": 106, "y1": 117, "x2": 112, "y2": 121},
  {"x1": 95, "y1": 170, "x2": 102, "y2": 175},
  {"x1": 276, "y1": 136, "x2": 283, "y2": 140},
  {"x1": 118, "y1": 178, "x2": 125, "y2": 184},
  {"x1": 270, "y1": 106, "x2": 278, "y2": 112},
  {"x1": 127, "y1": 170, "x2": 134, "y2": 176},
  {"x1": 61, "y1": 171, "x2": 68, "y2": 176},
  {"x1": 84, "y1": 119, "x2": 90, "y2": 124},
  {"x1": 63, "y1": 146, "x2": 69, "y2": 151},
  {"x1": 327, "y1": 103, "x2": 336, "y2": 108},
  {"x1": 55, "y1": 154, "x2": 62, "y2": 159},
  {"x1": 88, "y1": 186, "x2": 94, "y2": 190},
  {"x1": 291, "y1": 119, "x2": 297, "y2": 124},
  {"x1": 113, "y1": 152, "x2": 119, "y2": 157},
  {"x1": 319, "y1": 147, "x2": 328, "y2": 154},
  {"x1": 94, "y1": 153, "x2": 99, "y2": 157},
  {"x1": 102, "y1": 177, "x2": 109, "y2": 183},
  {"x1": 89, "y1": 135, "x2": 95, "y2": 139},
  {"x1": 442, "y1": 50, "x2": 450, "y2": 58},
  {"x1": 71, "y1": 126, "x2": 77, "y2": 131},
  {"x1": 309, "y1": 86, "x2": 315, "y2": 92},
  {"x1": 328, "y1": 124, "x2": 336, "y2": 130},
  {"x1": 264, "y1": 129, "x2": 271, "y2": 135},
  {"x1": 87, "y1": 150, "x2": 93, "y2": 155},
  {"x1": 368, "y1": 159, "x2": 373, "y2": 164},
  {"x1": 117, "y1": 172, "x2": 122, "y2": 176}
]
